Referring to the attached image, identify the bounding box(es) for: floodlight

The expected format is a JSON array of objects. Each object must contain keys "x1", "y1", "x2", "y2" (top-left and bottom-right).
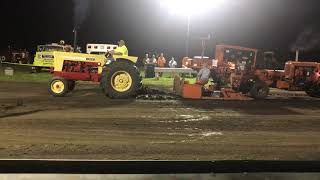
[{"x1": 160, "y1": 0, "x2": 225, "y2": 16}]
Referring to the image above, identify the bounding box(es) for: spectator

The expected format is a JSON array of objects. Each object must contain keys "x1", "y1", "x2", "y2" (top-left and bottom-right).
[
  {"x1": 144, "y1": 53, "x2": 151, "y2": 64},
  {"x1": 144, "y1": 54, "x2": 156, "y2": 78},
  {"x1": 169, "y1": 57, "x2": 177, "y2": 68},
  {"x1": 157, "y1": 53, "x2": 166, "y2": 67},
  {"x1": 151, "y1": 54, "x2": 157, "y2": 65},
  {"x1": 76, "y1": 46, "x2": 82, "y2": 53},
  {"x1": 59, "y1": 40, "x2": 65, "y2": 45}
]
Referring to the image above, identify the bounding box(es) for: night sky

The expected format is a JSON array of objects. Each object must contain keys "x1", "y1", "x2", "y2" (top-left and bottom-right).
[{"x1": 1, "y1": 0, "x2": 320, "y2": 62}]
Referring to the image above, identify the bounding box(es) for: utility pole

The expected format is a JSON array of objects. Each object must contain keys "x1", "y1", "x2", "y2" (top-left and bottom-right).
[
  {"x1": 200, "y1": 34, "x2": 211, "y2": 59},
  {"x1": 295, "y1": 49, "x2": 299, "y2": 62},
  {"x1": 186, "y1": 15, "x2": 191, "y2": 57}
]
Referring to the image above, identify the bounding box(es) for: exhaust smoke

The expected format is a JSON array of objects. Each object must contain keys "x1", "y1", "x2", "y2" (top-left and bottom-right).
[
  {"x1": 291, "y1": 27, "x2": 320, "y2": 52},
  {"x1": 73, "y1": 0, "x2": 90, "y2": 27},
  {"x1": 73, "y1": 0, "x2": 90, "y2": 50}
]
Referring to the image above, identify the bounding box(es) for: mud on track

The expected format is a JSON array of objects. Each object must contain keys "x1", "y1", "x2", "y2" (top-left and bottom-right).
[{"x1": 0, "y1": 81, "x2": 320, "y2": 160}]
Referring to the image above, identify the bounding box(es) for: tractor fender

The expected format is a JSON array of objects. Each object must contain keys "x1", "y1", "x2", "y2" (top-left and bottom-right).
[
  {"x1": 113, "y1": 58, "x2": 137, "y2": 66},
  {"x1": 104, "y1": 58, "x2": 139, "y2": 73}
]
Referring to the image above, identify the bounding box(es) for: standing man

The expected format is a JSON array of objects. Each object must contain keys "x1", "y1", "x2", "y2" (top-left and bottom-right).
[
  {"x1": 111, "y1": 40, "x2": 128, "y2": 56},
  {"x1": 196, "y1": 62, "x2": 211, "y2": 85},
  {"x1": 169, "y1": 57, "x2": 177, "y2": 68},
  {"x1": 157, "y1": 53, "x2": 166, "y2": 67},
  {"x1": 151, "y1": 54, "x2": 157, "y2": 65},
  {"x1": 143, "y1": 53, "x2": 151, "y2": 64},
  {"x1": 144, "y1": 54, "x2": 156, "y2": 78}
]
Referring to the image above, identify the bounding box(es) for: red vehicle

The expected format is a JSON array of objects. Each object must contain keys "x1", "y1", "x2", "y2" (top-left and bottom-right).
[
  {"x1": 178, "y1": 44, "x2": 320, "y2": 99},
  {"x1": 273, "y1": 61, "x2": 320, "y2": 90},
  {"x1": 0, "y1": 47, "x2": 31, "y2": 64},
  {"x1": 175, "y1": 45, "x2": 269, "y2": 100},
  {"x1": 304, "y1": 64, "x2": 320, "y2": 97}
]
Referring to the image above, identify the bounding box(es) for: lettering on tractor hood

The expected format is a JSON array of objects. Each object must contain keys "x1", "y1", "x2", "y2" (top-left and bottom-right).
[
  {"x1": 62, "y1": 56, "x2": 86, "y2": 61},
  {"x1": 39, "y1": 54, "x2": 54, "y2": 59},
  {"x1": 86, "y1": 57, "x2": 95, "y2": 61},
  {"x1": 61, "y1": 56, "x2": 96, "y2": 61}
]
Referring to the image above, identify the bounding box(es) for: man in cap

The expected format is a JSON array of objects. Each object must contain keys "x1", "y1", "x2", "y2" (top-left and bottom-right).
[
  {"x1": 59, "y1": 40, "x2": 65, "y2": 45},
  {"x1": 111, "y1": 40, "x2": 128, "y2": 56}
]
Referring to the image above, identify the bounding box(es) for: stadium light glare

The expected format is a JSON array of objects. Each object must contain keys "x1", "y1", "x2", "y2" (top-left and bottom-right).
[
  {"x1": 160, "y1": 0, "x2": 225, "y2": 57},
  {"x1": 161, "y1": 0, "x2": 225, "y2": 16}
]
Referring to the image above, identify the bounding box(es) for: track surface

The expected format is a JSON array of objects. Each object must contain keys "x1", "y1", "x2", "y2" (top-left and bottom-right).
[{"x1": 0, "y1": 81, "x2": 320, "y2": 160}]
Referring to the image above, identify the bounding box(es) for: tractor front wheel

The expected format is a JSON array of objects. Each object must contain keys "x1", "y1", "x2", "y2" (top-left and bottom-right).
[
  {"x1": 101, "y1": 61, "x2": 140, "y2": 99},
  {"x1": 305, "y1": 81, "x2": 320, "y2": 98},
  {"x1": 48, "y1": 77, "x2": 69, "y2": 97}
]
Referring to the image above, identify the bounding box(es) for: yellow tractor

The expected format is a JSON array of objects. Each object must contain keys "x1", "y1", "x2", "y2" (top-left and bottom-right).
[{"x1": 48, "y1": 51, "x2": 141, "y2": 99}]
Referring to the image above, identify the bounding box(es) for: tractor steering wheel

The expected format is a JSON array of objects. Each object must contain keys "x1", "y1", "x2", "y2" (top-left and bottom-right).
[{"x1": 105, "y1": 51, "x2": 112, "y2": 58}]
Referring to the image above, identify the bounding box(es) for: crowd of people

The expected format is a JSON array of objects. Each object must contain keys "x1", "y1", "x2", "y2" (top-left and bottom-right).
[{"x1": 142, "y1": 53, "x2": 177, "y2": 68}]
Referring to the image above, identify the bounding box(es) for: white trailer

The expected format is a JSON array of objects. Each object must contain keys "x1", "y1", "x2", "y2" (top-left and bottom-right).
[{"x1": 86, "y1": 44, "x2": 118, "y2": 54}]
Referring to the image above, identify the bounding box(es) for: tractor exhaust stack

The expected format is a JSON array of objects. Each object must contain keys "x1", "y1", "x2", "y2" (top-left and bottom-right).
[{"x1": 73, "y1": 27, "x2": 78, "y2": 51}]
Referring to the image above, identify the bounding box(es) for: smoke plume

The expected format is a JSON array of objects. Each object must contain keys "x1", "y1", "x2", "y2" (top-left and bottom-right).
[
  {"x1": 73, "y1": 0, "x2": 90, "y2": 27},
  {"x1": 291, "y1": 27, "x2": 320, "y2": 52}
]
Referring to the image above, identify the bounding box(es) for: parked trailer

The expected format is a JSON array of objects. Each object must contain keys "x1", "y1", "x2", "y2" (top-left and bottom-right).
[{"x1": 86, "y1": 44, "x2": 118, "y2": 54}]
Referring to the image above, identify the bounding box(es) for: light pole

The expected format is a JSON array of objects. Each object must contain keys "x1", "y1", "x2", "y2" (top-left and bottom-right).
[{"x1": 186, "y1": 15, "x2": 191, "y2": 57}]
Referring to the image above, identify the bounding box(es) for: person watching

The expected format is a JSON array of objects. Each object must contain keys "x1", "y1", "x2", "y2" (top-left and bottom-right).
[
  {"x1": 157, "y1": 53, "x2": 166, "y2": 67},
  {"x1": 151, "y1": 54, "x2": 157, "y2": 65},
  {"x1": 144, "y1": 53, "x2": 151, "y2": 64},
  {"x1": 169, "y1": 57, "x2": 177, "y2": 68}
]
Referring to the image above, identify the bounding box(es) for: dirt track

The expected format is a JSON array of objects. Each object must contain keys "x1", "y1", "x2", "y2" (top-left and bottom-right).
[{"x1": 0, "y1": 81, "x2": 320, "y2": 160}]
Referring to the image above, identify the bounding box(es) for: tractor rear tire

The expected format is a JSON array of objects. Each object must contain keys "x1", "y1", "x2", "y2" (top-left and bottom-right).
[
  {"x1": 48, "y1": 77, "x2": 69, "y2": 97},
  {"x1": 100, "y1": 68, "x2": 108, "y2": 94},
  {"x1": 305, "y1": 82, "x2": 320, "y2": 98},
  {"x1": 101, "y1": 61, "x2": 140, "y2": 99},
  {"x1": 250, "y1": 81, "x2": 269, "y2": 99},
  {"x1": 68, "y1": 80, "x2": 76, "y2": 92},
  {"x1": 305, "y1": 90, "x2": 320, "y2": 98}
]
